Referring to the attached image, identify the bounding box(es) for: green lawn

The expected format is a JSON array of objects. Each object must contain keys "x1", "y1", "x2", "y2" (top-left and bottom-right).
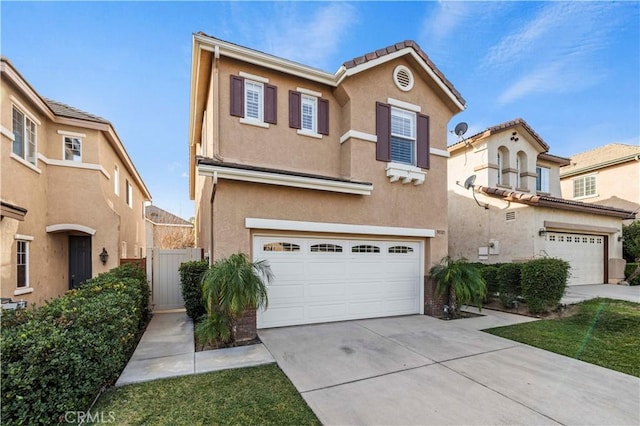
[
  {"x1": 87, "y1": 364, "x2": 320, "y2": 425},
  {"x1": 485, "y1": 298, "x2": 640, "y2": 377}
]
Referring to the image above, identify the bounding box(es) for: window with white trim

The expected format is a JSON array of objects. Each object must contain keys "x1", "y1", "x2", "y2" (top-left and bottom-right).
[
  {"x1": 301, "y1": 95, "x2": 318, "y2": 133},
  {"x1": 64, "y1": 136, "x2": 82, "y2": 162},
  {"x1": 114, "y1": 165, "x2": 120, "y2": 196},
  {"x1": 16, "y1": 239, "x2": 29, "y2": 288},
  {"x1": 573, "y1": 175, "x2": 596, "y2": 198},
  {"x1": 126, "y1": 180, "x2": 133, "y2": 208},
  {"x1": 12, "y1": 106, "x2": 37, "y2": 165},
  {"x1": 390, "y1": 107, "x2": 416, "y2": 165},
  {"x1": 244, "y1": 80, "x2": 264, "y2": 122},
  {"x1": 536, "y1": 166, "x2": 549, "y2": 193}
]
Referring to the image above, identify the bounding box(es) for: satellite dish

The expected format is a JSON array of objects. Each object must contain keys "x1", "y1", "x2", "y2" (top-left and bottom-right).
[
  {"x1": 454, "y1": 122, "x2": 468, "y2": 137},
  {"x1": 463, "y1": 175, "x2": 476, "y2": 189}
]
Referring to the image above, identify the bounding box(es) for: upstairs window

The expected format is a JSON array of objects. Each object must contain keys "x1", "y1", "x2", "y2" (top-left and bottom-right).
[
  {"x1": 289, "y1": 90, "x2": 329, "y2": 136},
  {"x1": 390, "y1": 107, "x2": 416, "y2": 165},
  {"x1": 536, "y1": 166, "x2": 549, "y2": 193},
  {"x1": 245, "y1": 80, "x2": 263, "y2": 121},
  {"x1": 375, "y1": 102, "x2": 430, "y2": 169},
  {"x1": 64, "y1": 136, "x2": 82, "y2": 162},
  {"x1": 230, "y1": 75, "x2": 277, "y2": 125},
  {"x1": 573, "y1": 175, "x2": 596, "y2": 198},
  {"x1": 12, "y1": 106, "x2": 37, "y2": 165},
  {"x1": 114, "y1": 165, "x2": 120, "y2": 196},
  {"x1": 126, "y1": 180, "x2": 133, "y2": 208},
  {"x1": 301, "y1": 95, "x2": 317, "y2": 133}
]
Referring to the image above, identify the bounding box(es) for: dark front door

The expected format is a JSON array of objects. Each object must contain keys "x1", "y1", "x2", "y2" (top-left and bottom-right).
[{"x1": 69, "y1": 236, "x2": 92, "y2": 289}]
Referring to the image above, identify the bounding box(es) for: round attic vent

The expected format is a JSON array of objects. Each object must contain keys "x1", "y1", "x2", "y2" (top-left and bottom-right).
[{"x1": 393, "y1": 65, "x2": 414, "y2": 91}]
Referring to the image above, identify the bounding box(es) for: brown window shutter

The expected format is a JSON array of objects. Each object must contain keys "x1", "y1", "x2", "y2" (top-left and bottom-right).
[
  {"x1": 264, "y1": 84, "x2": 277, "y2": 124},
  {"x1": 230, "y1": 75, "x2": 244, "y2": 117},
  {"x1": 376, "y1": 102, "x2": 391, "y2": 162},
  {"x1": 318, "y1": 98, "x2": 329, "y2": 135},
  {"x1": 289, "y1": 91, "x2": 301, "y2": 129},
  {"x1": 416, "y1": 113, "x2": 430, "y2": 169}
]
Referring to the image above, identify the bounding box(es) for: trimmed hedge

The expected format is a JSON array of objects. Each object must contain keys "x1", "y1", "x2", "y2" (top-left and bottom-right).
[
  {"x1": 1, "y1": 264, "x2": 150, "y2": 425},
  {"x1": 497, "y1": 263, "x2": 522, "y2": 307},
  {"x1": 480, "y1": 265, "x2": 500, "y2": 295},
  {"x1": 625, "y1": 263, "x2": 640, "y2": 286},
  {"x1": 521, "y1": 258, "x2": 570, "y2": 314},
  {"x1": 179, "y1": 260, "x2": 209, "y2": 320}
]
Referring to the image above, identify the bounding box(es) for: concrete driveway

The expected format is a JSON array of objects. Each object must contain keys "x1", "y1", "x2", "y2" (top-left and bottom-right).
[{"x1": 259, "y1": 315, "x2": 640, "y2": 425}]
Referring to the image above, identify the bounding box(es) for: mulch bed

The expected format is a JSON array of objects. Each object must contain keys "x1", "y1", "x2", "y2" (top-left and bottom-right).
[{"x1": 195, "y1": 336, "x2": 262, "y2": 352}]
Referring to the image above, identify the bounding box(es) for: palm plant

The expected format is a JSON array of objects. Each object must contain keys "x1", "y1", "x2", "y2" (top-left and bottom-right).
[
  {"x1": 198, "y1": 253, "x2": 273, "y2": 344},
  {"x1": 429, "y1": 256, "x2": 486, "y2": 318}
]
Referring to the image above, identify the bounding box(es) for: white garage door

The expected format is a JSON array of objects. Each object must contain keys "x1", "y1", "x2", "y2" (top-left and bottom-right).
[
  {"x1": 254, "y1": 236, "x2": 422, "y2": 328},
  {"x1": 543, "y1": 233, "x2": 605, "y2": 286}
]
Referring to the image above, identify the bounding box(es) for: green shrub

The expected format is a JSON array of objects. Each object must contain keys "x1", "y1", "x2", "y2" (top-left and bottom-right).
[
  {"x1": 481, "y1": 266, "x2": 500, "y2": 295},
  {"x1": 179, "y1": 260, "x2": 209, "y2": 320},
  {"x1": 1, "y1": 267, "x2": 150, "y2": 425},
  {"x1": 622, "y1": 221, "x2": 640, "y2": 263},
  {"x1": 521, "y1": 258, "x2": 570, "y2": 314},
  {"x1": 497, "y1": 263, "x2": 522, "y2": 307},
  {"x1": 625, "y1": 263, "x2": 640, "y2": 286}
]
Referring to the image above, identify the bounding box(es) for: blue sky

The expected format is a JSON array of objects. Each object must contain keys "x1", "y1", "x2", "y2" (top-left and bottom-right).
[{"x1": 2, "y1": 1, "x2": 638, "y2": 219}]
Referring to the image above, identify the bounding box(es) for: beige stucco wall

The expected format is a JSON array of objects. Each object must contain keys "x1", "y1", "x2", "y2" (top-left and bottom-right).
[
  {"x1": 1, "y1": 70, "x2": 149, "y2": 306},
  {"x1": 194, "y1": 52, "x2": 459, "y2": 274}
]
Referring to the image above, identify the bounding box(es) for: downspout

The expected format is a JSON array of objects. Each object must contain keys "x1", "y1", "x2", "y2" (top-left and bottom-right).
[
  {"x1": 213, "y1": 44, "x2": 223, "y2": 162},
  {"x1": 209, "y1": 44, "x2": 221, "y2": 264},
  {"x1": 209, "y1": 170, "x2": 217, "y2": 264}
]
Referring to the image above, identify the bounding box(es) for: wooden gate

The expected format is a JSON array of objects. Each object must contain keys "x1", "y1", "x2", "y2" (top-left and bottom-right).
[{"x1": 147, "y1": 248, "x2": 202, "y2": 311}]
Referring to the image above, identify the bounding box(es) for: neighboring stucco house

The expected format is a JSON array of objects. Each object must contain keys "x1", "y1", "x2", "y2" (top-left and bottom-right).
[
  {"x1": 189, "y1": 34, "x2": 465, "y2": 335},
  {"x1": 145, "y1": 205, "x2": 194, "y2": 249},
  {"x1": 560, "y1": 144, "x2": 640, "y2": 222},
  {"x1": 447, "y1": 118, "x2": 633, "y2": 286},
  {"x1": 1, "y1": 57, "x2": 151, "y2": 306}
]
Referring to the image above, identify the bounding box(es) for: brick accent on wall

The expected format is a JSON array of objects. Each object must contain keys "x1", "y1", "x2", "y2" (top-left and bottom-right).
[
  {"x1": 423, "y1": 275, "x2": 447, "y2": 318},
  {"x1": 234, "y1": 308, "x2": 257, "y2": 341}
]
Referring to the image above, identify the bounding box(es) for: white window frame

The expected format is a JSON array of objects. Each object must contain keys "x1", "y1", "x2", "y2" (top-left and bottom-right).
[
  {"x1": 390, "y1": 107, "x2": 416, "y2": 166},
  {"x1": 14, "y1": 235, "x2": 33, "y2": 292},
  {"x1": 114, "y1": 165, "x2": 120, "y2": 196},
  {"x1": 244, "y1": 80, "x2": 264, "y2": 123},
  {"x1": 12, "y1": 105, "x2": 38, "y2": 166},
  {"x1": 573, "y1": 174, "x2": 597, "y2": 199},
  {"x1": 301, "y1": 94, "x2": 318, "y2": 134},
  {"x1": 126, "y1": 180, "x2": 133, "y2": 208},
  {"x1": 536, "y1": 166, "x2": 550, "y2": 193},
  {"x1": 63, "y1": 136, "x2": 82, "y2": 162}
]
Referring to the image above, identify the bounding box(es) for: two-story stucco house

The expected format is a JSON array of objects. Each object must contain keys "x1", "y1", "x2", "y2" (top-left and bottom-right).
[
  {"x1": 1, "y1": 57, "x2": 151, "y2": 306},
  {"x1": 447, "y1": 118, "x2": 633, "y2": 286},
  {"x1": 188, "y1": 34, "x2": 465, "y2": 335},
  {"x1": 560, "y1": 144, "x2": 640, "y2": 223}
]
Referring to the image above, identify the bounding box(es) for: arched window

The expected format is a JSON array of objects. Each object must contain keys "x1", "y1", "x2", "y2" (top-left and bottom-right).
[
  {"x1": 497, "y1": 146, "x2": 510, "y2": 185},
  {"x1": 516, "y1": 151, "x2": 528, "y2": 190}
]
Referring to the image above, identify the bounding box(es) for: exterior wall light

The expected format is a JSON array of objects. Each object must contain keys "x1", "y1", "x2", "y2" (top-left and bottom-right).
[
  {"x1": 99, "y1": 248, "x2": 109, "y2": 264},
  {"x1": 538, "y1": 227, "x2": 547, "y2": 237}
]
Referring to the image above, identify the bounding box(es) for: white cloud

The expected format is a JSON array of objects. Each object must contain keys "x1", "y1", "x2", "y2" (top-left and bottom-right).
[
  {"x1": 482, "y1": 2, "x2": 616, "y2": 70},
  {"x1": 243, "y1": 3, "x2": 358, "y2": 70}
]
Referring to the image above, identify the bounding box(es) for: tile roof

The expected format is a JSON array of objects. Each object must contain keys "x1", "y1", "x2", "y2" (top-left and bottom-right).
[
  {"x1": 449, "y1": 118, "x2": 550, "y2": 152},
  {"x1": 560, "y1": 144, "x2": 640, "y2": 176},
  {"x1": 145, "y1": 205, "x2": 192, "y2": 226},
  {"x1": 342, "y1": 40, "x2": 465, "y2": 107},
  {"x1": 44, "y1": 98, "x2": 109, "y2": 124},
  {"x1": 479, "y1": 186, "x2": 634, "y2": 219}
]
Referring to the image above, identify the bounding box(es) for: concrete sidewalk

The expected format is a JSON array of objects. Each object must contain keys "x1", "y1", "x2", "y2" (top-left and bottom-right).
[
  {"x1": 116, "y1": 312, "x2": 274, "y2": 387},
  {"x1": 562, "y1": 283, "x2": 640, "y2": 304}
]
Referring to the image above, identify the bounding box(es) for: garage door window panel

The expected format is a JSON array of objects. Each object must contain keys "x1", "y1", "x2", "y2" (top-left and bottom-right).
[
  {"x1": 310, "y1": 243, "x2": 343, "y2": 253},
  {"x1": 389, "y1": 245, "x2": 414, "y2": 254},
  {"x1": 352, "y1": 245, "x2": 381, "y2": 253},
  {"x1": 263, "y1": 242, "x2": 300, "y2": 252}
]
